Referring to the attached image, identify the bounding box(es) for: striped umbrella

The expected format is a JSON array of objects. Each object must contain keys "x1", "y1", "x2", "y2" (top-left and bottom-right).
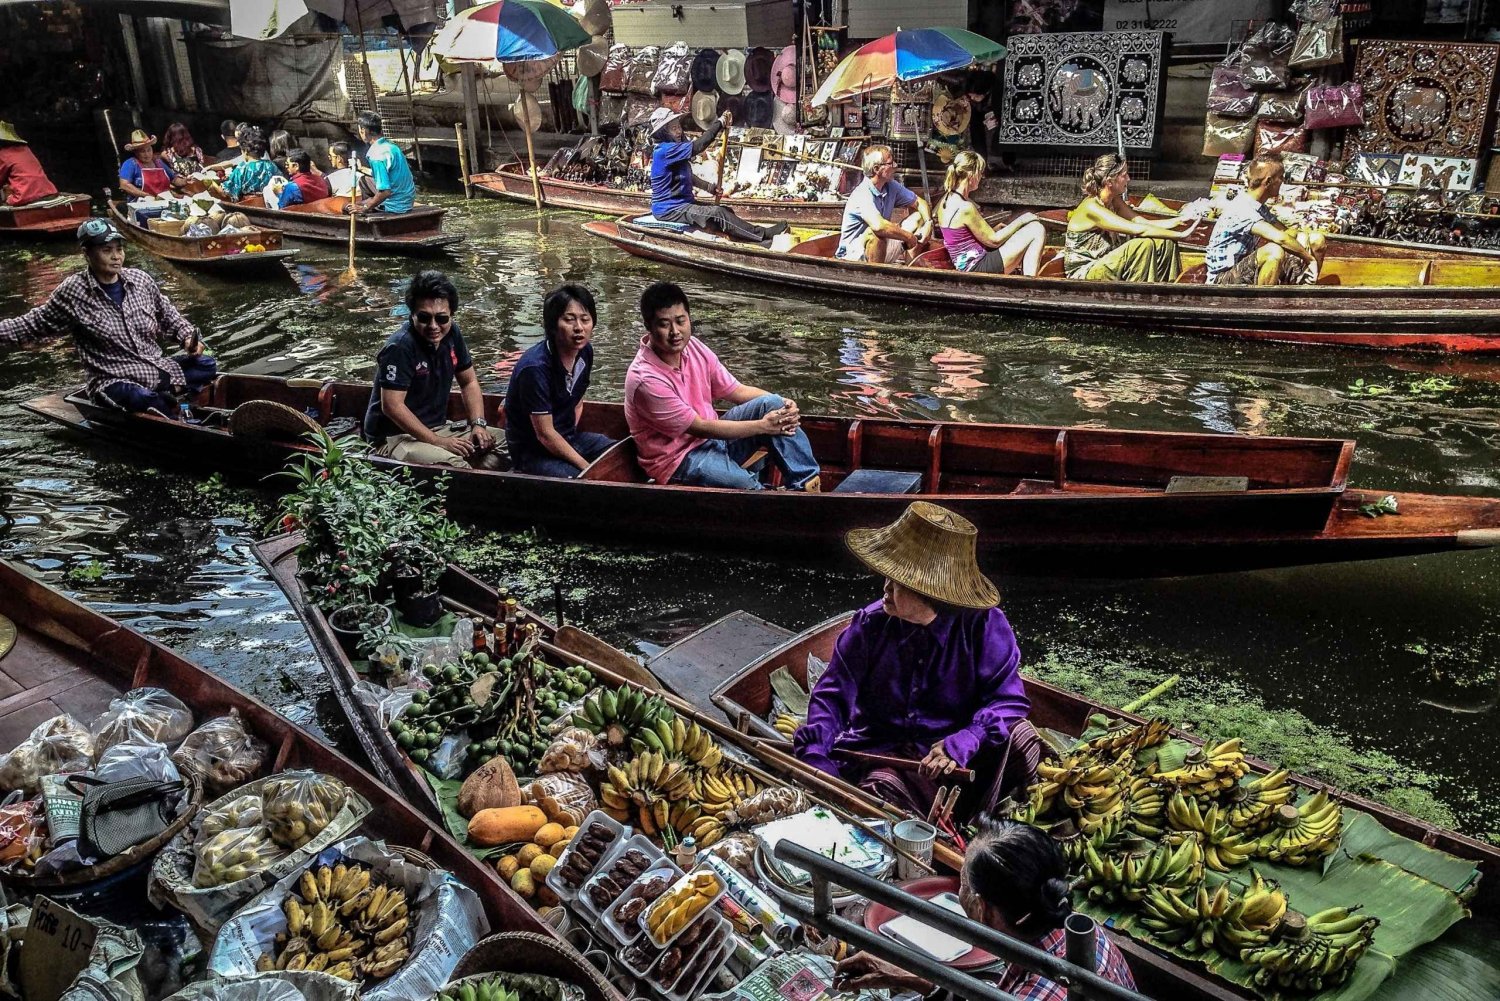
[
  {"x1": 431, "y1": 0, "x2": 592, "y2": 63},
  {"x1": 811, "y1": 27, "x2": 1005, "y2": 106}
]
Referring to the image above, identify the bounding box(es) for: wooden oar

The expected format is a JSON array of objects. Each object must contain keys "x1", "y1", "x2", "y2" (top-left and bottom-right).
[
  {"x1": 714, "y1": 113, "x2": 732, "y2": 205},
  {"x1": 338, "y1": 154, "x2": 359, "y2": 286},
  {"x1": 833, "y1": 747, "x2": 975, "y2": 782}
]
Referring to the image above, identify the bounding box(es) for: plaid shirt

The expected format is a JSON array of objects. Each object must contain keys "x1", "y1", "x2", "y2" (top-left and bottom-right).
[
  {"x1": 0, "y1": 267, "x2": 199, "y2": 396},
  {"x1": 991, "y1": 927, "x2": 1137, "y2": 1001}
]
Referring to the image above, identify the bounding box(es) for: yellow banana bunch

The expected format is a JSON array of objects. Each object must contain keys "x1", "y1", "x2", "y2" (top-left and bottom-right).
[
  {"x1": 1082, "y1": 716, "x2": 1172, "y2": 756},
  {"x1": 1255, "y1": 791, "x2": 1342, "y2": 866},
  {"x1": 1080, "y1": 834, "x2": 1200, "y2": 905},
  {"x1": 1120, "y1": 775, "x2": 1167, "y2": 838},
  {"x1": 600, "y1": 751, "x2": 700, "y2": 825},
  {"x1": 698, "y1": 766, "x2": 759, "y2": 818},
  {"x1": 773, "y1": 713, "x2": 803, "y2": 737},
  {"x1": 1165, "y1": 793, "x2": 1257, "y2": 872},
  {"x1": 1217, "y1": 870, "x2": 1288, "y2": 954},
  {"x1": 1153, "y1": 739, "x2": 1250, "y2": 800},
  {"x1": 260, "y1": 862, "x2": 412, "y2": 985},
  {"x1": 1225, "y1": 769, "x2": 1297, "y2": 832},
  {"x1": 1241, "y1": 906, "x2": 1379, "y2": 992}
]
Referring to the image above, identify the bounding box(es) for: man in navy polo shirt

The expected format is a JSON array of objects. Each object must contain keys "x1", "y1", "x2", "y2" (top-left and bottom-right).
[
  {"x1": 363, "y1": 270, "x2": 501, "y2": 469},
  {"x1": 503, "y1": 284, "x2": 617, "y2": 477}
]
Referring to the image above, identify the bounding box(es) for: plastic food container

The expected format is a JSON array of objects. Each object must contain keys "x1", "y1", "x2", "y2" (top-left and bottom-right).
[
  {"x1": 575, "y1": 834, "x2": 663, "y2": 930},
  {"x1": 547, "y1": 809, "x2": 627, "y2": 903},
  {"x1": 638, "y1": 864, "x2": 727, "y2": 949},
  {"x1": 599, "y1": 859, "x2": 683, "y2": 947},
  {"x1": 650, "y1": 910, "x2": 731, "y2": 1000}
]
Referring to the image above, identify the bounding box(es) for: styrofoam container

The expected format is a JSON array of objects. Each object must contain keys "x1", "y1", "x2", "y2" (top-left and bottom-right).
[
  {"x1": 575, "y1": 835, "x2": 663, "y2": 929},
  {"x1": 639, "y1": 865, "x2": 728, "y2": 949},
  {"x1": 618, "y1": 934, "x2": 664, "y2": 981},
  {"x1": 547, "y1": 810, "x2": 628, "y2": 903},
  {"x1": 600, "y1": 859, "x2": 683, "y2": 947},
  {"x1": 648, "y1": 910, "x2": 731, "y2": 1001}
]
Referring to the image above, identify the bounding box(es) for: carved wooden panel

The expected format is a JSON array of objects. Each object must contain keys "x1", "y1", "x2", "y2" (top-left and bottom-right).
[
  {"x1": 1345, "y1": 39, "x2": 1499, "y2": 159},
  {"x1": 997, "y1": 30, "x2": 1166, "y2": 150}
]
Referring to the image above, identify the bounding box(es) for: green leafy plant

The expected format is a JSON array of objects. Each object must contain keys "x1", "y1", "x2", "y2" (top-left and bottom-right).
[
  {"x1": 65, "y1": 560, "x2": 107, "y2": 583},
  {"x1": 1347, "y1": 378, "x2": 1393, "y2": 398}
]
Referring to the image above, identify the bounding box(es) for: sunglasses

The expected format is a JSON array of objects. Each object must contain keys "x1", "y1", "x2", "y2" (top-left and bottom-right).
[{"x1": 414, "y1": 311, "x2": 451, "y2": 326}]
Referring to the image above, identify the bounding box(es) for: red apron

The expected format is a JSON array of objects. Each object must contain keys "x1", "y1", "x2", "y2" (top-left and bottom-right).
[{"x1": 139, "y1": 161, "x2": 171, "y2": 197}]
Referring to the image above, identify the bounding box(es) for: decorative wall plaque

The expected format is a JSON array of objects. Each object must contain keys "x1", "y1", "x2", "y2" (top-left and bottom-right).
[
  {"x1": 998, "y1": 30, "x2": 1166, "y2": 150},
  {"x1": 1344, "y1": 40, "x2": 1499, "y2": 159}
]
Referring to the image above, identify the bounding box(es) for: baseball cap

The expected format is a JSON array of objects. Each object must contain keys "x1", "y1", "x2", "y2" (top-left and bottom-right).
[{"x1": 77, "y1": 218, "x2": 125, "y2": 248}]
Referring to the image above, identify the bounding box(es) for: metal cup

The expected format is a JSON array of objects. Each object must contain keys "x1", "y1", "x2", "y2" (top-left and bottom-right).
[{"x1": 893, "y1": 819, "x2": 937, "y2": 880}]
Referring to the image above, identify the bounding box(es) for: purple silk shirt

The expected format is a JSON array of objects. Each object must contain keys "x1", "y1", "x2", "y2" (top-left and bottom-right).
[{"x1": 794, "y1": 601, "x2": 1030, "y2": 776}]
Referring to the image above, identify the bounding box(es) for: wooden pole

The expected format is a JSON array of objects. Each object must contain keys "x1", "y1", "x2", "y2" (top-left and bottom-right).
[
  {"x1": 714, "y1": 113, "x2": 732, "y2": 204},
  {"x1": 521, "y1": 96, "x2": 543, "y2": 210},
  {"x1": 339, "y1": 154, "x2": 359, "y2": 285},
  {"x1": 461, "y1": 65, "x2": 483, "y2": 178},
  {"x1": 455, "y1": 124, "x2": 472, "y2": 199},
  {"x1": 399, "y1": 35, "x2": 425, "y2": 172}
]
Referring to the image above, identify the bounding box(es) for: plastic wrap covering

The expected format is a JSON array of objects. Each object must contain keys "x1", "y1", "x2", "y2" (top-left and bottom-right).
[{"x1": 1202, "y1": 115, "x2": 1255, "y2": 156}]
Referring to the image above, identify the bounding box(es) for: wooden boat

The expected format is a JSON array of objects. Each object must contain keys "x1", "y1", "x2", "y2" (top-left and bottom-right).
[
  {"x1": 470, "y1": 163, "x2": 849, "y2": 226},
  {"x1": 22, "y1": 372, "x2": 1500, "y2": 576},
  {"x1": 0, "y1": 559, "x2": 620, "y2": 1000},
  {"x1": 0, "y1": 193, "x2": 92, "y2": 237},
  {"x1": 584, "y1": 216, "x2": 1500, "y2": 354},
  {"x1": 711, "y1": 613, "x2": 1500, "y2": 986},
  {"x1": 107, "y1": 200, "x2": 299, "y2": 274},
  {"x1": 231, "y1": 194, "x2": 463, "y2": 252}
]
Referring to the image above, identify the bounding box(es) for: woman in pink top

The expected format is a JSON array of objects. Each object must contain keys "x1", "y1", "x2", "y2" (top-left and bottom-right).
[
  {"x1": 623, "y1": 281, "x2": 820, "y2": 491},
  {"x1": 937, "y1": 152, "x2": 1047, "y2": 276}
]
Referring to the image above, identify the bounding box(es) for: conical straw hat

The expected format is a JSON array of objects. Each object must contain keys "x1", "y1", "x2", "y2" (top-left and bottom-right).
[{"x1": 844, "y1": 501, "x2": 999, "y2": 609}]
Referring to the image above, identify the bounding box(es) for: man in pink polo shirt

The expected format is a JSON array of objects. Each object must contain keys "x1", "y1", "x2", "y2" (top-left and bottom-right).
[{"x1": 624, "y1": 281, "x2": 820, "y2": 490}]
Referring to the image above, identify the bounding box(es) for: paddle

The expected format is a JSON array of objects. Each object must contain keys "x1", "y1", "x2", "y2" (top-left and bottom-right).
[
  {"x1": 338, "y1": 153, "x2": 359, "y2": 287},
  {"x1": 714, "y1": 112, "x2": 732, "y2": 205}
]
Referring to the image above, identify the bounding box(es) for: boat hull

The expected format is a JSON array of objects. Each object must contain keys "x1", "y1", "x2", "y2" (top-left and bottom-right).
[
  {"x1": 584, "y1": 218, "x2": 1500, "y2": 353},
  {"x1": 0, "y1": 193, "x2": 92, "y2": 237},
  {"x1": 232, "y1": 196, "x2": 463, "y2": 252},
  {"x1": 108, "y1": 201, "x2": 298, "y2": 273}
]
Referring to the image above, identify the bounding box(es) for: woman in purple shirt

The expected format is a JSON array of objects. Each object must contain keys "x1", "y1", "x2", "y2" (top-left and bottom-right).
[{"x1": 794, "y1": 501, "x2": 1043, "y2": 822}]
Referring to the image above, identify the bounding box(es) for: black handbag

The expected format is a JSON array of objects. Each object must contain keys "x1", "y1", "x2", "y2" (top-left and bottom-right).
[{"x1": 67, "y1": 776, "x2": 186, "y2": 859}]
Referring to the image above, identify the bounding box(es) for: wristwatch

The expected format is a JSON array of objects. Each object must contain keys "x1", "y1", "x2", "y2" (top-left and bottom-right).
[{"x1": 468, "y1": 418, "x2": 489, "y2": 428}]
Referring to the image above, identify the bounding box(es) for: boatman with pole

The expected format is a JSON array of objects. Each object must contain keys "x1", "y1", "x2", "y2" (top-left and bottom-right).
[
  {"x1": 346, "y1": 111, "x2": 416, "y2": 216},
  {"x1": 647, "y1": 108, "x2": 787, "y2": 243},
  {"x1": 0, "y1": 219, "x2": 215, "y2": 416}
]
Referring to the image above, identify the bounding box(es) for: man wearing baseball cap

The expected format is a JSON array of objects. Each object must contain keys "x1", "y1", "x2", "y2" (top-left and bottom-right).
[
  {"x1": 647, "y1": 106, "x2": 786, "y2": 243},
  {"x1": 0, "y1": 218, "x2": 215, "y2": 416}
]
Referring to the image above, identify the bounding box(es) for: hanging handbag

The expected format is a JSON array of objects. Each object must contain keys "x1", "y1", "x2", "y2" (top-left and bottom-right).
[
  {"x1": 600, "y1": 44, "x2": 631, "y2": 95},
  {"x1": 1238, "y1": 22, "x2": 1295, "y2": 91},
  {"x1": 1207, "y1": 61, "x2": 1259, "y2": 118},
  {"x1": 652, "y1": 43, "x2": 694, "y2": 96},
  {"x1": 626, "y1": 46, "x2": 661, "y2": 96},
  {"x1": 1290, "y1": 16, "x2": 1344, "y2": 69},
  {"x1": 1305, "y1": 82, "x2": 1365, "y2": 129},
  {"x1": 1202, "y1": 114, "x2": 1256, "y2": 156},
  {"x1": 1255, "y1": 120, "x2": 1308, "y2": 156},
  {"x1": 1257, "y1": 84, "x2": 1307, "y2": 124},
  {"x1": 68, "y1": 775, "x2": 187, "y2": 859}
]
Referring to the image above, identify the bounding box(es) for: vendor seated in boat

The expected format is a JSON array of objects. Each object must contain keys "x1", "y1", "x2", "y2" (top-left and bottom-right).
[
  {"x1": 345, "y1": 111, "x2": 415, "y2": 215},
  {"x1": 272, "y1": 149, "x2": 331, "y2": 207},
  {"x1": 835, "y1": 819, "x2": 1137, "y2": 999},
  {"x1": 0, "y1": 219, "x2": 215, "y2": 416},
  {"x1": 1064, "y1": 153, "x2": 1197, "y2": 282},
  {"x1": 0, "y1": 121, "x2": 59, "y2": 206},
  {"x1": 118, "y1": 130, "x2": 190, "y2": 199},
  {"x1": 648, "y1": 108, "x2": 787, "y2": 243},
  {"x1": 1206, "y1": 154, "x2": 1325, "y2": 286},
  {"x1": 624, "y1": 281, "x2": 819, "y2": 490},
  {"x1": 794, "y1": 502, "x2": 1043, "y2": 823},
  {"x1": 938, "y1": 151, "x2": 1046, "y2": 276},
  {"x1": 363, "y1": 269, "x2": 502, "y2": 470},
  {"x1": 836, "y1": 144, "x2": 933, "y2": 264},
  {"x1": 206, "y1": 127, "x2": 282, "y2": 203},
  {"x1": 504, "y1": 284, "x2": 618, "y2": 477}
]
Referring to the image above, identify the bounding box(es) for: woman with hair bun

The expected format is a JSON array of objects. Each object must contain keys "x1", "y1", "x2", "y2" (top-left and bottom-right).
[
  {"x1": 937, "y1": 151, "x2": 1047, "y2": 276},
  {"x1": 834, "y1": 819, "x2": 1137, "y2": 1000},
  {"x1": 1063, "y1": 153, "x2": 1197, "y2": 282}
]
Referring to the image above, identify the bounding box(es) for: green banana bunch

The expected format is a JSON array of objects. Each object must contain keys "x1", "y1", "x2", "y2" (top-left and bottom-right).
[
  {"x1": 1255, "y1": 791, "x2": 1342, "y2": 866},
  {"x1": 571, "y1": 686, "x2": 673, "y2": 748},
  {"x1": 1165, "y1": 793, "x2": 1258, "y2": 872},
  {"x1": 1153, "y1": 738, "x2": 1250, "y2": 801},
  {"x1": 1225, "y1": 768, "x2": 1297, "y2": 833},
  {"x1": 632, "y1": 715, "x2": 724, "y2": 772},
  {"x1": 1138, "y1": 878, "x2": 1254, "y2": 955},
  {"x1": 1216, "y1": 870, "x2": 1289, "y2": 954},
  {"x1": 1120, "y1": 774, "x2": 1167, "y2": 838},
  {"x1": 1082, "y1": 716, "x2": 1172, "y2": 757},
  {"x1": 1241, "y1": 906, "x2": 1379, "y2": 992},
  {"x1": 1080, "y1": 833, "x2": 1201, "y2": 905}
]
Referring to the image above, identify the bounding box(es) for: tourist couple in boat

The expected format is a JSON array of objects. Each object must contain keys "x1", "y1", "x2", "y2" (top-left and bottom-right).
[{"x1": 363, "y1": 271, "x2": 821, "y2": 491}]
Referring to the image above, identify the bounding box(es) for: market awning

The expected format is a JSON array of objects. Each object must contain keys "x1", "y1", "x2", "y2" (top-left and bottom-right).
[{"x1": 811, "y1": 27, "x2": 1005, "y2": 106}]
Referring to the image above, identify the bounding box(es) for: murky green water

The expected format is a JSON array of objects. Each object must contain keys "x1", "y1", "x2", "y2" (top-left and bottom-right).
[{"x1": 1, "y1": 190, "x2": 1497, "y2": 839}]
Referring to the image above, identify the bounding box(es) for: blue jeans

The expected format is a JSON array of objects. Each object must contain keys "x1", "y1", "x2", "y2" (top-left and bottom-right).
[
  {"x1": 668, "y1": 395, "x2": 819, "y2": 490},
  {"x1": 97, "y1": 354, "x2": 217, "y2": 414},
  {"x1": 511, "y1": 431, "x2": 616, "y2": 478}
]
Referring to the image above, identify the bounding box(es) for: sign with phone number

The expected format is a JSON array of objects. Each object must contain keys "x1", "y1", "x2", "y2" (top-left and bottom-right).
[{"x1": 1101, "y1": 0, "x2": 1275, "y2": 44}]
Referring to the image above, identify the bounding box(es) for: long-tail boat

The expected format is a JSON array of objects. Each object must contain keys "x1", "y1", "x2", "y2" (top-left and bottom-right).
[
  {"x1": 470, "y1": 164, "x2": 848, "y2": 226},
  {"x1": 0, "y1": 558, "x2": 619, "y2": 1001},
  {"x1": 230, "y1": 195, "x2": 463, "y2": 252},
  {"x1": 22, "y1": 373, "x2": 1500, "y2": 576},
  {"x1": 107, "y1": 200, "x2": 299, "y2": 274},
  {"x1": 0, "y1": 193, "x2": 92, "y2": 237},
  {"x1": 583, "y1": 216, "x2": 1500, "y2": 353}
]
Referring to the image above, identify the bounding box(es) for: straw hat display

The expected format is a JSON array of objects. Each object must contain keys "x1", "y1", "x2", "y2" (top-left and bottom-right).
[
  {"x1": 510, "y1": 92, "x2": 544, "y2": 133},
  {"x1": 745, "y1": 47, "x2": 775, "y2": 94},
  {"x1": 844, "y1": 502, "x2": 1000, "y2": 609},
  {"x1": 772, "y1": 98, "x2": 799, "y2": 135},
  {"x1": 0, "y1": 122, "x2": 27, "y2": 144},
  {"x1": 691, "y1": 91, "x2": 720, "y2": 129},
  {"x1": 576, "y1": 40, "x2": 610, "y2": 79},
  {"x1": 123, "y1": 129, "x2": 157, "y2": 151},
  {"x1": 504, "y1": 53, "x2": 560, "y2": 90},
  {"x1": 770, "y1": 45, "x2": 797, "y2": 104},
  {"x1": 932, "y1": 91, "x2": 972, "y2": 137},
  {"x1": 690, "y1": 49, "x2": 721, "y2": 94},
  {"x1": 716, "y1": 49, "x2": 747, "y2": 96},
  {"x1": 577, "y1": 0, "x2": 611, "y2": 35}
]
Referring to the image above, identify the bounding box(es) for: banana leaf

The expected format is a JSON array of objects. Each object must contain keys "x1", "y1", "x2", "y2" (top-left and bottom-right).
[
  {"x1": 768, "y1": 666, "x2": 810, "y2": 716},
  {"x1": 1365, "y1": 917, "x2": 1500, "y2": 1001}
]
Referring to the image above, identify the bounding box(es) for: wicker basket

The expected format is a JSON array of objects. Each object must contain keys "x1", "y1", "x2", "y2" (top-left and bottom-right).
[
  {"x1": 451, "y1": 932, "x2": 618, "y2": 1001},
  {"x1": 229, "y1": 400, "x2": 321, "y2": 443}
]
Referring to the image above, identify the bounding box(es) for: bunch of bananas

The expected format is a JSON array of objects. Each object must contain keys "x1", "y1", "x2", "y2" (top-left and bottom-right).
[
  {"x1": 1083, "y1": 717, "x2": 1172, "y2": 757},
  {"x1": 1216, "y1": 871, "x2": 1289, "y2": 954},
  {"x1": 1138, "y1": 881, "x2": 1248, "y2": 954},
  {"x1": 773, "y1": 713, "x2": 803, "y2": 738},
  {"x1": 664, "y1": 801, "x2": 726, "y2": 847},
  {"x1": 1241, "y1": 907, "x2": 1379, "y2": 992},
  {"x1": 571, "y1": 687, "x2": 672, "y2": 749},
  {"x1": 1255, "y1": 791, "x2": 1342, "y2": 866},
  {"x1": 1080, "y1": 834, "x2": 1201, "y2": 905},
  {"x1": 1225, "y1": 769, "x2": 1296, "y2": 833},
  {"x1": 601, "y1": 752, "x2": 697, "y2": 835},
  {"x1": 256, "y1": 862, "x2": 411, "y2": 982},
  {"x1": 645, "y1": 872, "x2": 721, "y2": 943},
  {"x1": 1032, "y1": 750, "x2": 1133, "y2": 838},
  {"x1": 698, "y1": 767, "x2": 760, "y2": 819},
  {"x1": 1165, "y1": 794, "x2": 1257, "y2": 872},
  {"x1": 1120, "y1": 775, "x2": 1168, "y2": 838},
  {"x1": 633, "y1": 716, "x2": 723, "y2": 773},
  {"x1": 1153, "y1": 739, "x2": 1250, "y2": 802}
]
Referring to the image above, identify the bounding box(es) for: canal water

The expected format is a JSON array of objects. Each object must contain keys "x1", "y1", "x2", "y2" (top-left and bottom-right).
[{"x1": 1, "y1": 191, "x2": 1497, "y2": 841}]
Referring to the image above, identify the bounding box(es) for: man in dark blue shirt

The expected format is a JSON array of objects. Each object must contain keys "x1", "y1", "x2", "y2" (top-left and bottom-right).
[
  {"x1": 503, "y1": 284, "x2": 617, "y2": 477},
  {"x1": 363, "y1": 270, "x2": 501, "y2": 469},
  {"x1": 648, "y1": 108, "x2": 785, "y2": 243}
]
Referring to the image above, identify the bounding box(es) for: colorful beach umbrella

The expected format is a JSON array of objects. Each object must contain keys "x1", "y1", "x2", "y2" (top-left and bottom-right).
[
  {"x1": 430, "y1": 0, "x2": 592, "y2": 63},
  {"x1": 811, "y1": 27, "x2": 1006, "y2": 105}
]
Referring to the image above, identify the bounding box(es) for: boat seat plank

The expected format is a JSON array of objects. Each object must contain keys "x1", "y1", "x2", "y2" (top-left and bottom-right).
[
  {"x1": 646, "y1": 611, "x2": 793, "y2": 714},
  {"x1": 832, "y1": 469, "x2": 924, "y2": 494},
  {"x1": 630, "y1": 214, "x2": 694, "y2": 233},
  {"x1": 1166, "y1": 475, "x2": 1251, "y2": 494},
  {"x1": 579, "y1": 437, "x2": 650, "y2": 483}
]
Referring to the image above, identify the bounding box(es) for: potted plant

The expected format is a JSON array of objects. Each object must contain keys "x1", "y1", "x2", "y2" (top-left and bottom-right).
[
  {"x1": 328, "y1": 602, "x2": 393, "y2": 660},
  {"x1": 387, "y1": 541, "x2": 445, "y2": 627}
]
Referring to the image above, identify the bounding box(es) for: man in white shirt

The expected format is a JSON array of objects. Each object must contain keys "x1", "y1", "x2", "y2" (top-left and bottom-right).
[{"x1": 836, "y1": 144, "x2": 932, "y2": 263}]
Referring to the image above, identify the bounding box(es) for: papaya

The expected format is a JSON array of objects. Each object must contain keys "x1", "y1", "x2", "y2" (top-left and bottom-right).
[
  {"x1": 533, "y1": 822, "x2": 565, "y2": 848},
  {"x1": 468, "y1": 804, "x2": 548, "y2": 847}
]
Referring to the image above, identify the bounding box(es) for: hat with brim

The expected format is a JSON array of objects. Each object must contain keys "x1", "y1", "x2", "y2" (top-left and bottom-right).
[
  {"x1": 77, "y1": 218, "x2": 125, "y2": 248},
  {"x1": 0, "y1": 122, "x2": 26, "y2": 145},
  {"x1": 844, "y1": 501, "x2": 1000, "y2": 609},
  {"x1": 746, "y1": 47, "x2": 775, "y2": 94},
  {"x1": 123, "y1": 129, "x2": 157, "y2": 152},
  {"x1": 932, "y1": 92, "x2": 972, "y2": 138},
  {"x1": 691, "y1": 49, "x2": 721, "y2": 94},
  {"x1": 691, "y1": 91, "x2": 719, "y2": 130},
  {"x1": 716, "y1": 49, "x2": 747, "y2": 96},
  {"x1": 646, "y1": 106, "x2": 685, "y2": 137},
  {"x1": 718, "y1": 93, "x2": 746, "y2": 122},
  {"x1": 578, "y1": 0, "x2": 611, "y2": 35},
  {"x1": 772, "y1": 98, "x2": 799, "y2": 135},
  {"x1": 510, "y1": 92, "x2": 544, "y2": 133},
  {"x1": 744, "y1": 90, "x2": 774, "y2": 129},
  {"x1": 577, "y1": 40, "x2": 610, "y2": 79},
  {"x1": 770, "y1": 45, "x2": 797, "y2": 104}
]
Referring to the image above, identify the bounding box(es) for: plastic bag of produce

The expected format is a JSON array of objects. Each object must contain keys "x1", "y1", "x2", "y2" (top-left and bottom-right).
[
  {"x1": 174, "y1": 711, "x2": 270, "y2": 798},
  {"x1": 197, "y1": 793, "x2": 265, "y2": 844},
  {"x1": 0, "y1": 714, "x2": 94, "y2": 794},
  {"x1": 210, "y1": 837, "x2": 488, "y2": 1001},
  {"x1": 537, "y1": 727, "x2": 599, "y2": 775},
  {"x1": 261, "y1": 771, "x2": 349, "y2": 849},
  {"x1": 161, "y1": 971, "x2": 359, "y2": 1001},
  {"x1": 149, "y1": 776, "x2": 372, "y2": 939},
  {"x1": 0, "y1": 797, "x2": 45, "y2": 871},
  {"x1": 354, "y1": 680, "x2": 416, "y2": 730},
  {"x1": 96, "y1": 738, "x2": 183, "y2": 784},
  {"x1": 94, "y1": 688, "x2": 194, "y2": 757},
  {"x1": 194, "y1": 825, "x2": 292, "y2": 888},
  {"x1": 523, "y1": 775, "x2": 595, "y2": 826}
]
